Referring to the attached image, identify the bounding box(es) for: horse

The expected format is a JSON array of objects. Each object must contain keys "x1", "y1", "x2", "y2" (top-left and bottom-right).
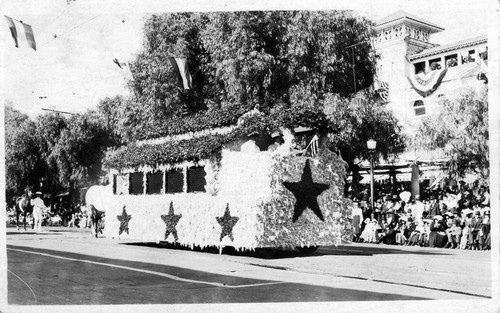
[
  {"x1": 85, "y1": 185, "x2": 112, "y2": 238},
  {"x1": 15, "y1": 189, "x2": 34, "y2": 231}
]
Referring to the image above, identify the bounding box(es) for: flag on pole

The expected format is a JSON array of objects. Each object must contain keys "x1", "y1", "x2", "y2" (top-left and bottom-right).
[
  {"x1": 477, "y1": 58, "x2": 488, "y2": 83},
  {"x1": 307, "y1": 135, "x2": 319, "y2": 156},
  {"x1": 4, "y1": 15, "x2": 36, "y2": 50},
  {"x1": 457, "y1": 62, "x2": 479, "y2": 79},
  {"x1": 169, "y1": 57, "x2": 192, "y2": 89},
  {"x1": 112, "y1": 58, "x2": 133, "y2": 80}
]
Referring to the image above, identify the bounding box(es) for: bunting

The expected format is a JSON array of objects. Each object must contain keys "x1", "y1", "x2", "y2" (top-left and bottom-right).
[
  {"x1": 407, "y1": 68, "x2": 448, "y2": 98},
  {"x1": 169, "y1": 57, "x2": 192, "y2": 89},
  {"x1": 4, "y1": 15, "x2": 37, "y2": 50}
]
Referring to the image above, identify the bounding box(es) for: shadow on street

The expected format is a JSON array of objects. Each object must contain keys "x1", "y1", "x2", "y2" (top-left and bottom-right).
[{"x1": 122, "y1": 242, "x2": 452, "y2": 259}]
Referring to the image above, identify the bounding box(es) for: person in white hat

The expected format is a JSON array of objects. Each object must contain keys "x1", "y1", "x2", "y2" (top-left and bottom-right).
[{"x1": 30, "y1": 191, "x2": 47, "y2": 232}]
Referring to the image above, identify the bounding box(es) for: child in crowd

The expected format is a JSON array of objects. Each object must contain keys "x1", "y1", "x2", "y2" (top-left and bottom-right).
[
  {"x1": 359, "y1": 218, "x2": 372, "y2": 243},
  {"x1": 450, "y1": 219, "x2": 462, "y2": 248},
  {"x1": 395, "y1": 220, "x2": 407, "y2": 245},
  {"x1": 460, "y1": 225, "x2": 470, "y2": 249},
  {"x1": 419, "y1": 219, "x2": 431, "y2": 247},
  {"x1": 363, "y1": 220, "x2": 379, "y2": 243},
  {"x1": 408, "y1": 220, "x2": 423, "y2": 246}
]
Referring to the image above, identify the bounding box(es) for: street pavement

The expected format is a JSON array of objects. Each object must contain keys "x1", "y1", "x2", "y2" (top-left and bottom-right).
[{"x1": 3, "y1": 226, "x2": 494, "y2": 306}]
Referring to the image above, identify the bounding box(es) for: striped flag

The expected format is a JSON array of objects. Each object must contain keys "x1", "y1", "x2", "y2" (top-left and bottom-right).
[
  {"x1": 374, "y1": 79, "x2": 389, "y2": 103},
  {"x1": 457, "y1": 62, "x2": 479, "y2": 79},
  {"x1": 4, "y1": 15, "x2": 36, "y2": 50},
  {"x1": 307, "y1": 135, "x2": 319, "y2": 156},
  {"x1": 169, "y1": 57, "x2": 192, "y2": 89}
]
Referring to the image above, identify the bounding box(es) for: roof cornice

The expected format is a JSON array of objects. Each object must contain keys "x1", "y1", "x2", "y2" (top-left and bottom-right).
[{"x1": 409, "y1": 35, "x2": 488, "y2": 60}]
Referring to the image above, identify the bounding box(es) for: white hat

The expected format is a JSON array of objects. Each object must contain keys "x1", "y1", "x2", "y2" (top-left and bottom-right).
[
  {"x1": 433, "y1": 215, "x2": 443, "y2": 221},
  {"x1": 462, "y1": 208, "x2": 473, "y2": 216},
  {"x1": 271, "y1": 131, "x2": 281, "y2": 138},
  {"x1": 35, "y1": 191, "x2": 42, "y2": 195}
]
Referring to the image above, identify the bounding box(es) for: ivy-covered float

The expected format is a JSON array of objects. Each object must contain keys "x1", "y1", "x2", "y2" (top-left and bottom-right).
[{"x1": 102, "y1": 109, "x2": 353, "y2": 253}]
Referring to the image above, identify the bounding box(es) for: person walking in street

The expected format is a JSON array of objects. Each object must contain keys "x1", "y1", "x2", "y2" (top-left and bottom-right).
[{"x1": 30, "y1": 191, "x2": 47, "y2": 232}]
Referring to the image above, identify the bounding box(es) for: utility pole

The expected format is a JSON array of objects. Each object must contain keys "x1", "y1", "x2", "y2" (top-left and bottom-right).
[{"x1": 346, "y1": 40, "x2": 372, "y2": 94}]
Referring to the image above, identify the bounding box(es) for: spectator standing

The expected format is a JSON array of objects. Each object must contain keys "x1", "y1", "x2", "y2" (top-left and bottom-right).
[
  {"x1": 428, "y1": 195, "x2": 440, "y2": 217},
  {"x1": 30, "y1": 192, "x2": 46, "y2": 232},
  {"x1": 412, "y1": 195, "x2": 425, "y2": 220},
  {"x1": 351, "y1": 201, "x2": 363, "y2": 242},
  {"x1": 443, "y1": 213, "x2": 457, "y2": 248},
  {"x1": 468, "y1": 211, "x2": 482, "y2": 250},
  {"x1": 479, "y1": 210, "x2": 490, "y2": 250}
]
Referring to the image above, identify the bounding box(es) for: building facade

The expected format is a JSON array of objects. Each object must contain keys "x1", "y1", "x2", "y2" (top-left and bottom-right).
[
  {"x1": 356, "y1": 10, "x2": 489, "y2": 193},
  {"x1": 374, "y1": 10, "x2": 488, "y2": 141}
]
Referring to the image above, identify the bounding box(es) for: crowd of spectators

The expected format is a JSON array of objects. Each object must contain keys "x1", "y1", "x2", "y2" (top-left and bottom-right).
[{"x1": 351, "y1": 180, "x2": 491, "y2": 251}]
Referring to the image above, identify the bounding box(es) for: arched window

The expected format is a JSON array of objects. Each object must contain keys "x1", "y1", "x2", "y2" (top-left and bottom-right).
[{"x1": 413, "y1": 100, "x2": 426, "y2": 116}]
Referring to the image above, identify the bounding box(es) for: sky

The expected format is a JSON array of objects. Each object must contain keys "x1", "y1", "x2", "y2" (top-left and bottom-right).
[{"x1": 1, "y1": 0, "x2": 496, "y2": 118}]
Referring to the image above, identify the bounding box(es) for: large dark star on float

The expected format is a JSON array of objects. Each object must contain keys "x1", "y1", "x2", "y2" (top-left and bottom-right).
[
  {"x1": 216, "y1": 204, "x2": 239, "y2": 242},
  {"x1": 282, "y1": 159, "x2": 330, "y2": 222},
  {"x1": 117, "y1": 206, "x2": 132, "y2": 235},
  {"x1": 161, "y1": 202, "x2": 182, "y2": 242}
]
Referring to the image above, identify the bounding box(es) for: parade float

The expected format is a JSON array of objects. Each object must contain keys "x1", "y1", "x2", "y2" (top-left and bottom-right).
[{"x1": 102, "y1": 108, "x2": 353, "y2": 252}]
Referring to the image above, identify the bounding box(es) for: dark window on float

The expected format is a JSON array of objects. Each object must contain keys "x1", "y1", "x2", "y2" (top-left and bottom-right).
[
  {"x1": 187, "y1": 166, "x2": 206, "y2": 193},
  {"x1": 146, "y1": 171, "x2": 163, "y2": 195},
  {"x1": 413, "y1": 100, "x2": 426, "y2": 116},
  {"x1": 414, "y1": 61, "x2": 425, "y2": 74},
  {"x1": 129, "y1": 172, "x2": 144, "y2": 195},
  {"x1": 166, "y1": 169, "x2": 184, "y2": 193}
]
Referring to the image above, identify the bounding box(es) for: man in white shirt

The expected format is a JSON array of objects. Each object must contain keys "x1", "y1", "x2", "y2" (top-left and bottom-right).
[
  {"x1": 30, "y1": 192, "x2": 47, "y2": 232},
  {"x1": 411, "y1": 195, "x2": 426, "y2": 221}
]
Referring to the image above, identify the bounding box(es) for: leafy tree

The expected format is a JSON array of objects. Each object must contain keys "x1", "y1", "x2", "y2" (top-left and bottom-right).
[
  {"x1": 54, "y1": 111, "x2": 113, "y2": 189},
  {"x1": 30, "y1": 110, "x2": 113, "y2": 206},
  {"x1": 4, "y1": 105, "x2": 45, "y2": 202},
  {"x1": 34, "y1": 113, "x2": 68, "y2": 197},
  {"x1": 323, "y1": 91, "x2": 406, "y2": 196},
  {"x1": 120, "y1": 11, "x2": 377, "y2": 141},
  {"x1": 413, "y1": 87, "x2": 488, "y2": 181},
  {"x1": 97, "y1": 96, "x2": 126, "y2": 144}
]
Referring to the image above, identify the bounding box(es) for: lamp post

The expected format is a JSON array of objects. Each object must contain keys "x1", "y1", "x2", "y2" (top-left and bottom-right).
[{"x1": 367, "y1": 139, "x2": 377, "y2": 212}]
